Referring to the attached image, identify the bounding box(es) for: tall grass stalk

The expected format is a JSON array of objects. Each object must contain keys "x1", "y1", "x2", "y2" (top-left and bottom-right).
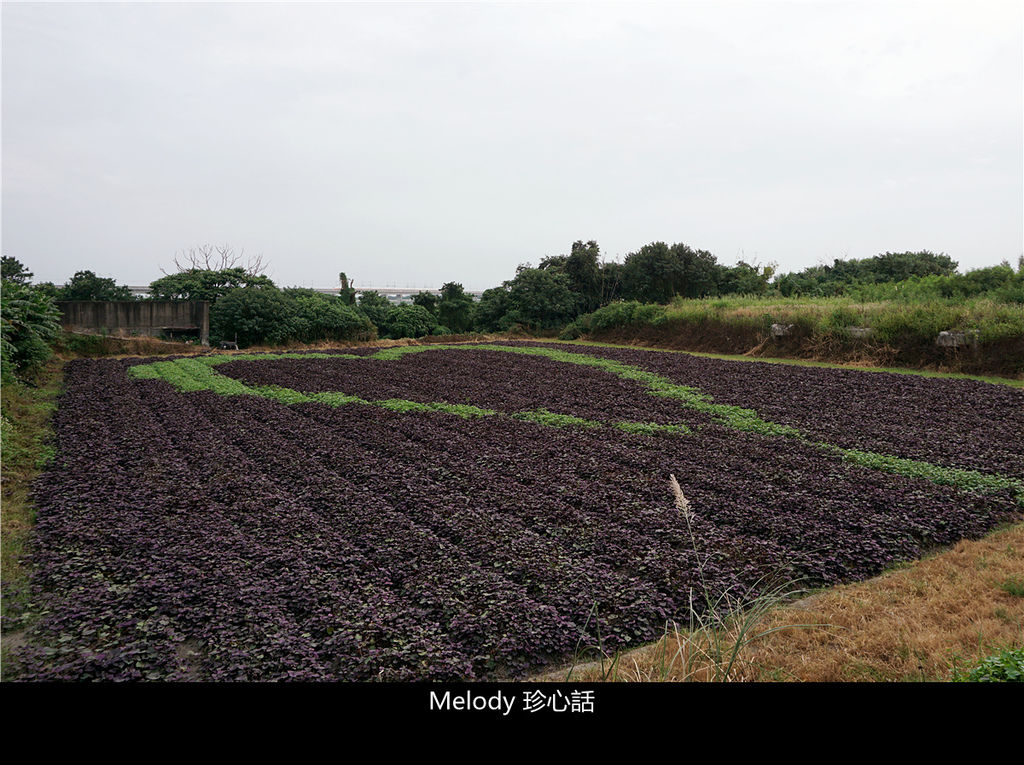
[
  {"x1": 565, "y1": 476, "x2": 820, "y2": 682},
  {"x1": 664, "y1": 474, "x2": 818, "y2": 681}
]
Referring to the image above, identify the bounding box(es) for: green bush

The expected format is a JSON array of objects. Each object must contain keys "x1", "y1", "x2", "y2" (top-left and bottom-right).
[
  {"x1": 1, "y1": 279, "x2": 62, "y2": 382},
  {"x1": 284, "y1": 289, "x2": 375, "y2": 343},
  {"x1": 558, "y1": 320, "x2": 584, "y2": 340},
  {"x1": 211, "y1": 287, "x2": 376, "y2": 347},
  {"x1": 380, "y1": 304, "x2": 436, "y2": 339},
  {"x1": 355, "y1": 290, "x2": 392, "y2": 331},
  {"x1": 58, "y1": 270, "x2": 135, "y2": 301},
  {"x1": 210, "y1": 287, "x2": 298, "y2": 347},
  {"x1": 953, "y1": 647, "x2": 1024, "y2": 682}
]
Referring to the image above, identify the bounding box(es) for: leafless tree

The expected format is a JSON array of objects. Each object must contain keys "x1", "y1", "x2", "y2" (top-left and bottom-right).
[{"x1": 162, "y1": 245, "x2": 268, "y2": 276}]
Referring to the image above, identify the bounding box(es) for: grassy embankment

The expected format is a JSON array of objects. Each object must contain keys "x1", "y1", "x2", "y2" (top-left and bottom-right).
[
  {"x1": 539, "y1": 337, "x2": 1024, "y2": 389},
  {"x1": 0, "y1": 360, "x2": 63, "y2": 679},
  {"x1": 564, "y1": 296, "x2": 1024, "y2": 378}
]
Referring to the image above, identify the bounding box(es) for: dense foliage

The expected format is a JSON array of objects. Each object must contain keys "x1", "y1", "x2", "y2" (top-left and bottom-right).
[
  {"x1": 10, "y1": 246, "x2": 1020, "y2": 349},
  {"x1": 843, "y1": 261, "x2": 1024, "y2": 304},
  {"x1": 55, "y1": 270, "x2": 136, "y2": 301},
  {"x1": 12, "y1": 344, "x2": 1021, "y2": 680},
  {"x1": 210, "y1": 286, "x2": 375, "y2": 346},
  {"x1": 775, "y1": 251, "x2": 959, "y2": 297},
  {"x1": 354, "y1": 290, "x2": 392, "y2": 332},
  {"x1": 378, "y1": 304, "x2": 437, "y2": 340},
  {"x1": 1, "y1": 277, "x2": 62, "y2": 382},
  {"x1": 436, "y1": 282, "x2": 474, "y2": 334},
  {"x1": 1, "y1": 256, "x2": 33, "y2": 285},
  {"x1": 149, "y1": 267, "x2": 276, "y2": 301}
]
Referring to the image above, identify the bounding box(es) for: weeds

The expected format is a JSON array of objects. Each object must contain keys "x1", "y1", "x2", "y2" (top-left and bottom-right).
[
  {"x1": 511, "y1": 408, "x2": 600, "y2": 429},
  {"x1": 562, "y1": 475, "x2": 819, "y2": 682},
  {"x1": 951, "y1": 646, "x2": 1024, "y2": 682},
  {"x1": 999, "y1": 577, "x2": 1024, "y2": 598},
  {"x1": 1, "y1": 361, "x2": 64, "y2": 678}
]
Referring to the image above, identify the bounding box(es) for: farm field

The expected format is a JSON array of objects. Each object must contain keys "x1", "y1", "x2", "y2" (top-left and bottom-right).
[{"x1": 10, "y1": 342, "x2": 1024, "y2": 681}]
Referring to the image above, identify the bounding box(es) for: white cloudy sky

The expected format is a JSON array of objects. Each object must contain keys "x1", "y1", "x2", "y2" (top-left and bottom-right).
[{"x1": 2, "y1": 1, "x2": 1021, "y2": 290}]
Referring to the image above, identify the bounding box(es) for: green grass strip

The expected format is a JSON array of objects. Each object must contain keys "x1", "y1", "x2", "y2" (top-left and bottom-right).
[
  {"x1": 249, "y1": 385, "x2": 314, "y2": 405},
  {"x1": 370, "y1": 343, "x2": 802, "y2": 437},
  {"x1": 833, "y1": 447, "x2": 1024, "y2": 505},
  {"x1": 127, "y1": 354, "x2": 688, "y2": 436},
  {"x1": 375, "y1": 398, "x2": 497, "y2": 418},
  {"x1": 511, "y1": 408, "x2": 601, "y2": 429},
  {"x1": 307, "y1": 391, "x2": 371, "y2": 407},
  {"x1": 613, "y1": 421, "x2": 692, "y2": 436}
]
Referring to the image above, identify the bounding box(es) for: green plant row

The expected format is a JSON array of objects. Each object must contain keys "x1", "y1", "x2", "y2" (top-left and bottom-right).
[
  {"x1": 127, "y1": 354, "x2": 688, "y2": 435},
  {"x1": 374, "y1": 344, "x2": 806, "y2": 438},
  {"x1": 833, "y1": 448, "x2": 1024, "y2": 503},
  {"x1": 511, "y1": 408, "x2": 601, "y2": 429}
]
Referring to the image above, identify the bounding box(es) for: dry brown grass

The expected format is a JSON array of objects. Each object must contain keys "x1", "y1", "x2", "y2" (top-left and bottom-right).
[
  {"x1": 245, "y1": 332, "x2": 513, "y2": 353},
  {"x1": 55, "y1": 331, "x2": 518, "y2": 361},
  {"x1": 56, "y1": 332, "x2": 201, "y2": 359},
  {"x1": 535, "y1": 522, "x2": 1024, "y2": 682}
]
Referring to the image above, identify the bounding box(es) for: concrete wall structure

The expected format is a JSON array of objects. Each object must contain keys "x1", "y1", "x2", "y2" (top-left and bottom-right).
[{"x1": 58, "y1": 301, "x2": 210, "y2": 346}]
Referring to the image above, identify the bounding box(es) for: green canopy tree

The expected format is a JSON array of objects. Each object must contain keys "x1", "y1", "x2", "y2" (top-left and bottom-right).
[
  {"x1": 1, "y1": 256, "x2": 33, "y2": 285},
  {"x1": 473, "y1": 286, "x2": 512, "y2": 332},
  {"x1": 210, "y1": 287, "x2": 297, "y2": 347},
  {"x1": 356, "y1": 290, "x2": 392, "y2": 331},
  {"x1": 437, "y1": 282, "x2": 474, "y2": 333},
  {"x1": 149, "y1": 268, "x2": 275, "y2": 301},
  {"x1": 621, "y1": 242, "x2": 720, "y2": 302},
  {"x1": 504, "y1": 267, "x2": 577, "y2": 329},
  {"x1": 621, "y1": 242, "x2": 685, "y2": 303},
  {"x1": 282, "y1": 288, "x2": 375, "y2": 343},
  {"x1": 564, "y1": 240, "x2": 603, "y2": 313},
  {"x1": 380, "y1": 304, "x2": 436, "y2": 339},
  {"x1": 60, "y1": 271, "x2": 135, "y2": 301},
  {"x1": 412, "y1": 291, "x2": 440, "y2": 316},
  {"x1": 337, "y1": 272, "x2": 357, "y2": 306}
]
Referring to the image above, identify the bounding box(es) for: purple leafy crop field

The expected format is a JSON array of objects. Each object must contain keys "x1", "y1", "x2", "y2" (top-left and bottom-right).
[
  {"x1": 514, "y1": 342, "x2": 1024, "y2": 480},
  {"x1": 12, "y1": 343, "x2": 1023, "y2": 681}
]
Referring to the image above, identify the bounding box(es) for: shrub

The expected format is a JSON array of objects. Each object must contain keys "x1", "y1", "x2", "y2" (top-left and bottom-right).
[
  {"x1": 210, "y1": 287, "x2": 298, "y2": 347},
  {"x1": 380, "y1": 304, "x2": 436, "y2": 339},
  {"x1": 284, "y1": 289, "x2": 375, "y2": 343},
  {"x1": 1, "y1": 279, "x2": 62, "y2": 382},
  {"x1": 953, "y1": 647, "x2": 1024, "y2": 682},
  {"x1": 212, "y1": 287, "x2": 377, "y2": 347}
]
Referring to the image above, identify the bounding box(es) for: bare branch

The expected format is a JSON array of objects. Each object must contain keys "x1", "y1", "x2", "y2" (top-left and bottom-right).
[{"x1": 159, "y1": 244, "x2": 270, "y2": 277}]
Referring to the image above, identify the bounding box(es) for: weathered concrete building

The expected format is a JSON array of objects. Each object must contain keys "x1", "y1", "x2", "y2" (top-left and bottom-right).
[{"x1": 58, "y1": 301, "x2": 210, "y2": 346}]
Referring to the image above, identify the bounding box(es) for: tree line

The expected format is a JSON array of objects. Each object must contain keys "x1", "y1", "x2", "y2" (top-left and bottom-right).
[{"x1": 3, "y1": 241, "x2": 1022, "y2": 364}]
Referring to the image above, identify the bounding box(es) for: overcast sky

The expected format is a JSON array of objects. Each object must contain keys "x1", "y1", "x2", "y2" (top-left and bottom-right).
[{"x1": 3, "y1": 1, "x2": 1021, "y2": 291}]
